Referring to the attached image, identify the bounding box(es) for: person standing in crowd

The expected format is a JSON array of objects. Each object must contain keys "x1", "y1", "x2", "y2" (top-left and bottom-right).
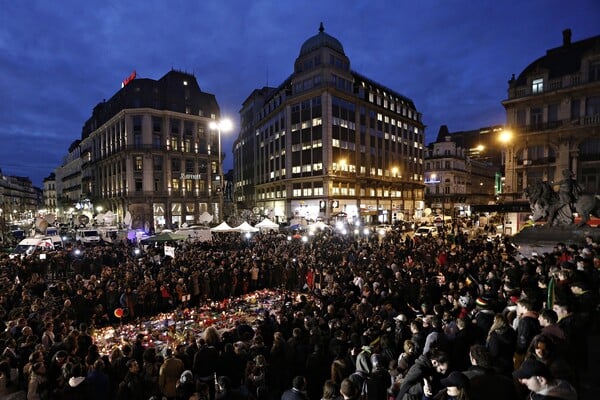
[
  {"x1": 423, "y1": 371, "x2": 470, "y2": 400},
  {"x1": 26, "y1": 361, "x2": 47, "y2": 400},
  {"x1": 160, "y1": 348, "x2": 185, "y2": 400},
  {"x1": 464, "y1": 345, "x2": 518, "y2": 399},
  {"x1": 394, "y1": 349, "x2": 449, "y2": 400},
  {"x1": 193, "y1": 327, "x2": 221, "y2": 400},
  {"x1": 514, "y1": 298, "x2": 540, "y2": 369},
  {"x1": 281, "y1": 376, "x2": 309, "y2": 400},
  {"x1": 117, "y1": 359, "x2": 144, "y2": 400},
  {"x1": 485, "y1": 313, "x2": 516, "y2": 376},
  {"x1": 513, "y1": 359, "x2": 577, "y2": 400},
  {"x1": 86, "y1": 359, "x2": 110, "y2": 400},
  {"x1": 366, "y1": 353, "x2": 391, "y2": 400},
  {"x1": 176, "y1": 370, "x2": 196, "y2": 400}
]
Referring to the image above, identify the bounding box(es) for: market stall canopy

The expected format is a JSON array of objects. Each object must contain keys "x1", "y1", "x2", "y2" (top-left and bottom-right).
[
  {"x1": 308, "y1": 221, "x2": 332, "y2": 231},
  {"x1": 234, "y1": 221, "x2": 259, "y2": 233},
  {"x1": 142, "y1": 231, "x2": 188, "y2": 243},
  {"x1": 210, "y1": 222, "x2": 234, "y2": 232},
  {"x1": 255, "y1": 218, "x2": 279, "y2": 231}
]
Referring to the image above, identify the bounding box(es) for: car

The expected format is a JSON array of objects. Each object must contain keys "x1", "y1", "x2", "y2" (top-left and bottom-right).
[
  {"x1": 375, "y1": 224, "x2": 393, "y2": 235},
  {"x1": 10, "y1": 237, "x2": 54, "y2": 258},
  {"x1": 394, "y1": 220, "x2": 414, "y2": 231},
  {"x1": 75, "y1": 229, "x2": 101, "y2": 245},
  {"x1": 413, "y1": 226, "x2": 438, "y2": 237}
]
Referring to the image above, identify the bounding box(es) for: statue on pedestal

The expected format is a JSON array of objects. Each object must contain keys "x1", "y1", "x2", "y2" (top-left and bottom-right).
[{"x1": 524, "y1": 170, "x2": 600, "y2": 227}]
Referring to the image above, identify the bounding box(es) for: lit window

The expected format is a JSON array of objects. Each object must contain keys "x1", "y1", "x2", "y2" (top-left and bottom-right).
[{"x1": 532, "y1": 78, "x2": 544, "y2": 94}]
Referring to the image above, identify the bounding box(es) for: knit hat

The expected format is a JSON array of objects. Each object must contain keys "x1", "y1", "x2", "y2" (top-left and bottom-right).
[{"x1": 475, "y1": 296, "x2": 493, "y2": 309}]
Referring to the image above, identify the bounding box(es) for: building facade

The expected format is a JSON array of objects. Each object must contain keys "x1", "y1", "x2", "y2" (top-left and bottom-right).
[
  {"x1": 233, "y1": 24, "x2": 425, "y2": 224},
  {"x1": 57, "y1": 70, "x2": 223, "y2": 231},
  {"x1": 42, "y1": 173, "x2": 57, "y2": 215},
  {"x1": 501, "y1": 29, "x2": 600, "y2": 200},
  {"x1": 0, "y1": 169, "x2": 39, "y2": 224},
  {"x1": 424, "y1": 125, "x2": 502, "y2": 219}
]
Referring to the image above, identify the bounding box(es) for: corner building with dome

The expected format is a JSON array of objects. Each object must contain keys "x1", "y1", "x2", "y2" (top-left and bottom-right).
[{"x1": 233, "y1": 24, "x2": 426, "y2": 225}]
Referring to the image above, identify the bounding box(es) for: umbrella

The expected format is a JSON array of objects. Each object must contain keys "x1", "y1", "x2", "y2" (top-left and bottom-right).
[{"x1": 142, "y1": 231, "x2": 188, "y2": 243}]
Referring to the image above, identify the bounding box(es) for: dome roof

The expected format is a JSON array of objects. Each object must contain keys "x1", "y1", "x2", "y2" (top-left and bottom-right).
[{"x1": 299, "y1": 23, "x2": 345, "y2": 57}]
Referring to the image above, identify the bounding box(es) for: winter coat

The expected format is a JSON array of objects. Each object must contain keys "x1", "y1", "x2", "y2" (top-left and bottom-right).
[
  {"x1": 528, "y1": 379, "x2": 577, "y2": 400},
  {"x1": 159, "y1": 356, "x2": 185, "y2": 399},
  {"x1": 468, "y1": 370, "x2": 519, "y2": 400},
  {"x1": 486, "y1": 326, "x2": 517, "y2": 375},
  {"x1": 516, "y1": 313, "x2": 540, "y2": 354},
  {"x1": 395, "y1": 354, "x2": 437, "y2": 400},
  {"x1": 281, "y1": 388, "x2": 309, "y2": 400}
]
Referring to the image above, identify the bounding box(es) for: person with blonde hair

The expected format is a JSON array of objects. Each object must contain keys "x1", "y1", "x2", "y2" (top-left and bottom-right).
[
  {"x1": 193, "y1": 327, "x2": 221, "y2": 400},
  {"x1": 486, "y1": 313, "x2": 516, "y2": 375}
]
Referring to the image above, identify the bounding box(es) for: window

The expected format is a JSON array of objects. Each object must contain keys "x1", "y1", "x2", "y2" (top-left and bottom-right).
[
  {"x1": 548, "y1": 103, "x2": 559, "y2": 122},
  {"x1": 153, "y1": 156, "x2": 163, "y2": 171},
  {"x1": 153, "y1": 134, "x2": 162, "y2": 149},
  {"x1": 171, "y1": 158, "x2": 181, "y2": 172},
  {"x1": 589, "y1": 61, "x2": 600, "y2": 82},
  {"x1": 135, "y1": 179, "x2": 143, "y2": 192},
  {"x1": 530, "y1": 107, "x2": 543, "y2": 127},
  {"x1": 516, "y1": 109, "x2": 527, "y2": 126},
  {"x1": 571, "y1": 99, "x2": 581, "y2": 119},
  {"x1": 587, "y1": 96, "x2": 600, "y2": 116},
  {"x1": 135, "y1": 156, "x2": 143, "y2": 171},
  {"x1": 532, "y1": 78, "x2": 544, "y2": 94},
  {"x1": 152, "y1": 116, "x2": 162, "y2": 132},
  {"x1": 171, "y1": 178, "x2": 180, "y2": 191}
]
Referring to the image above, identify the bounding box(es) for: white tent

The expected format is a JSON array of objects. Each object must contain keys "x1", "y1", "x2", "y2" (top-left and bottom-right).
[
  {"x1": 255, "y1": 218, "x2": 279, "y2": 231},
  {"x1": 104, "y1": 211, "x2": 116, "y2": 225},
  {"x1": 210, "y1": 222, "x2": 234, "y2": 232},
  {"x1": 308, "y1": 221, "x2": 332, "y2": 231},
  {"x1": 233, "y1": 221, "x2": 259, "y2": 233}
]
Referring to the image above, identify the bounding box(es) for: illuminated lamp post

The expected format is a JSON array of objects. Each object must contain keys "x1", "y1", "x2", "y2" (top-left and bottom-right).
[
  {"x1": 209, "y1": 119, "x2": 233, "y2": 222},
  {"x1": 498, "y1": 129, "x2": 514, "y2": 200}
]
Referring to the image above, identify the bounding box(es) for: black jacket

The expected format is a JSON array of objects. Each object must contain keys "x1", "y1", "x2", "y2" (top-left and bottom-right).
[{"x1": 395, "y1": 354, "x2": 438, "y2": 400}]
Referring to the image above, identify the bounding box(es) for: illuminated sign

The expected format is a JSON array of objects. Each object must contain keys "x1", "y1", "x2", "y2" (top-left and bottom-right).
[{"x1": 121, "y1": 70, "x2": 137, "y2": 88}]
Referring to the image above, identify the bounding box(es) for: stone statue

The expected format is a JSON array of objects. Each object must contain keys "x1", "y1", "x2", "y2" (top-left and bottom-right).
[
  {"x1": 524, "y1": 172, "x2": 600, "y2": 227},
  {"x1": 557, "y1": 169, "x2": 582, "y2": 211}
]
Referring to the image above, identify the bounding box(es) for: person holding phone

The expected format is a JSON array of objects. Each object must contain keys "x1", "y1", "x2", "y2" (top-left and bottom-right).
[
  {"x1": 422, "y1": 371, "x2": 470, "y2": 400},
  {"x1": 394, "y1": 349, "x2": 449, "y2": 400}
]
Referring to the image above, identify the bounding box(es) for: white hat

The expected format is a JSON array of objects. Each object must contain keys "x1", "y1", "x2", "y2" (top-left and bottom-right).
[{"x1": 394, "y1": 314, "x2": 407, "y2": 322}]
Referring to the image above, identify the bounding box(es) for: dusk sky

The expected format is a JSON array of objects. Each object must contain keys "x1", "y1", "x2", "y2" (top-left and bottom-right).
[{"x1": 1, "y1": 1, "x2": 598, "y2": 187}]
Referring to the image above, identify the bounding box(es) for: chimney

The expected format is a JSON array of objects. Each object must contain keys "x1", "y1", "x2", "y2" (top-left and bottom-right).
[{"x1": 562, "y1": 29, "x2": 572, "y2": 46}]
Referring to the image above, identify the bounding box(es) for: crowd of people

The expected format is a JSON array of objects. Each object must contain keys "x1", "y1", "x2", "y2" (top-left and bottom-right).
[{"x1": 0, "y1": 225, "x2": 598, "y2": 400}]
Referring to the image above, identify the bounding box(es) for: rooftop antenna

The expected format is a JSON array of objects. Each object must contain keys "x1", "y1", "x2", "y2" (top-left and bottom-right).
[{"x1": 266, "y1": 65, "x2": 269, "y2": 87}]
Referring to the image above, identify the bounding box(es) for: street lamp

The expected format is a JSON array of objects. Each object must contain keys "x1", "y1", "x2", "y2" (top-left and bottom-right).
[
  {"x1": 209, "y1": 118, "x2": 233, "y2": 222},
  {"x1": 498, "y1": 129, "x2": 514, "y2": 198}
]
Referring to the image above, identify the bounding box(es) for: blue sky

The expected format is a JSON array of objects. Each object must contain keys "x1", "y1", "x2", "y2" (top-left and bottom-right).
[{"x1": 1, "y1": 0, "x2": 598, "y2": 186}]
